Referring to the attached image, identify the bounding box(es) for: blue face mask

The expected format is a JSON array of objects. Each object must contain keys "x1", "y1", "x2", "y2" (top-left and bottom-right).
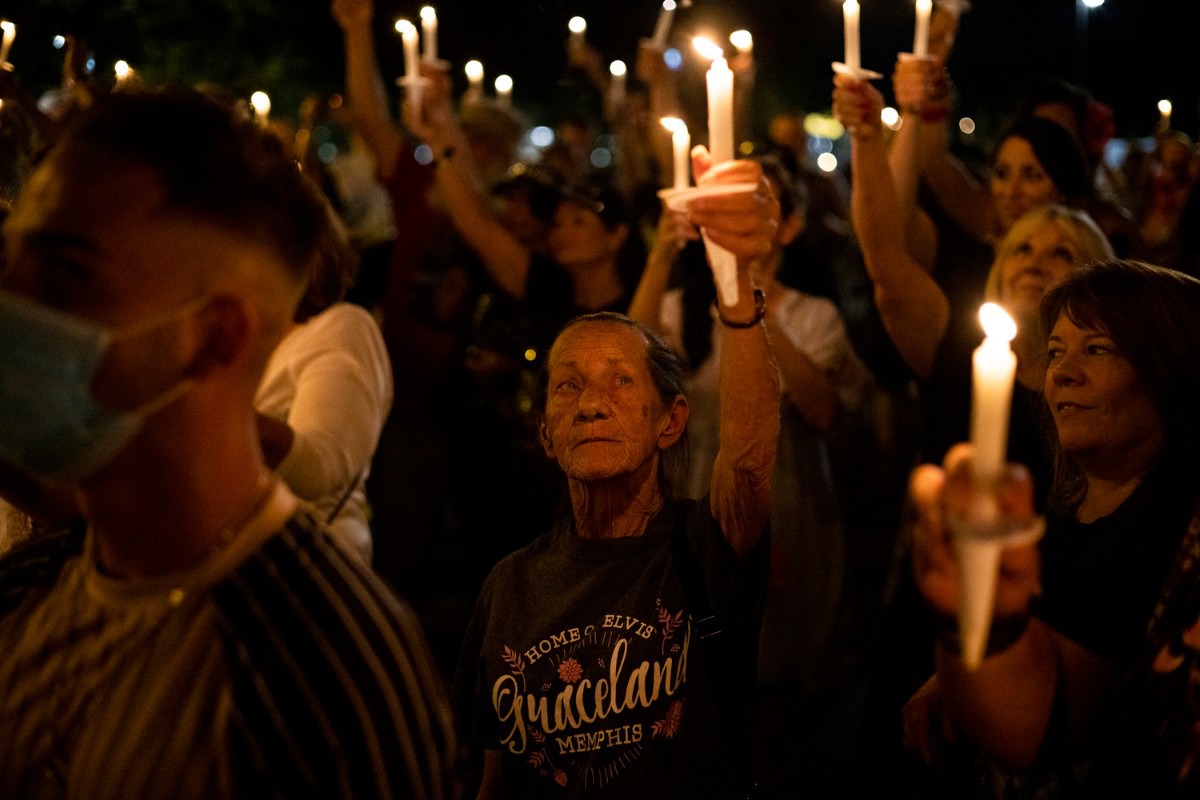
[{"x1": 0, "y1": 290, "x2": 199, "y2": 485}]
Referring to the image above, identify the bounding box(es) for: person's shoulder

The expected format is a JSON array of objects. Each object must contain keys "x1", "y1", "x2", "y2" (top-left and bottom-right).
[
  {"x1": 0, "y1": 524, "x2": 85, "y2": 619},
  {"x1": 305, "y1": 302, "x2": 383, "y2": 340},
  {"x1": 212, "y1": 510, "x2": 457, "y2": 798}
]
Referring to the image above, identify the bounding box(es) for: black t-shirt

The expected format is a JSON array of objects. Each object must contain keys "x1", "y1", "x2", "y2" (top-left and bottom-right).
[
  {"x1": 1038, "y1": 468, "x2": 1195, "y2": 666},
  {"x1": 453, "y1": 498, "x2": 767, "y2": 799}
]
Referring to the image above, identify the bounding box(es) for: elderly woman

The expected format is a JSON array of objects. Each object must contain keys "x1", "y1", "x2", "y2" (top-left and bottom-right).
[
  {"x1": 454, "y1": 156, "x2": 781, "y2": 799},
  {"x1": 908, "y1": 261, "x2": 1200, "y2": 794}
]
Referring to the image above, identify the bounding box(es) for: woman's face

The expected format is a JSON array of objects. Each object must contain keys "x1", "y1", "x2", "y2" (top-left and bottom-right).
[
  {"x1": 991, "y1": 137, "x2": 1066, "y2": 232},
  {"x1": 1045, "y1": 314, "x2": 1164, "y2": 471},
  {"x1": 540, "y1": 322, "x2": 684, "y2": 484},
  {"x1": 547, "y1": 202, "x2": 624, "y2": 269},
  {"x1": 999, "y1": 220, "x2": 1083, "y2": 319}
]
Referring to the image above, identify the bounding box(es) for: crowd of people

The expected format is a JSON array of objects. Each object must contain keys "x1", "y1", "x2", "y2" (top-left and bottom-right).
[{"x1": 3, "y1": 1, "x2": 1200, "y2": 797}]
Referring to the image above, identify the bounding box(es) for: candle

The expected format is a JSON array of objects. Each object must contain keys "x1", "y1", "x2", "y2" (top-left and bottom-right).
[
  {"x1": 395, "y1": 19, "x2": 419, "y2": 82},
  {"x1": 250, "y1": 91, "x2": 271, "y2": 128},
  {"x1": 953, "y1": 301, "x2": 1018, "y2": 669},
  {"x1": 609, "y1": 60, "x2": 627, "y2": 107},
  {"x1": 693, "y1": 37, "x2": 733, "y2": 163},
  {"x1": 692, "y1": 36, "x2": 738, "y2": 306},
  {"x1": 465, "y1": 60, "x2": 484, "y2": 101},
  {"x1": 729, "y1": 30, "x2": 753, "y2": 55},
  {"x1": 0, "y1": 21, "x2": 15, "y2": 68},
  {"x1": 114, "y1": 60, "x2": 136, "y2": 88},
  {"x1": 420, "y1": 6, "x2": 438, "y2": 63},
  {"x1": 568, "y1": 16, "x2": 587, "y2": 51},
  {"x1": 495, "y1": 74, "x2": 513, "y2": 108},
  {"x1": 843, "y1": 0, "x2": 861, "y2": 73},
  {"x1": 1159, "y1": 98, "x2": 1173, "y2": 127},
  {"x1": 651, "y1": 0, "x2": 677, "y2": 50},
  {"x1": 970, "y1": 302, "x2": 1017, "y2": 485},
  {"x1": 661, "y1": 117, "x2": 691, "y2": 191},
  {"x1": 913, "y1": 0, "x2": 932, "y2": 57}
]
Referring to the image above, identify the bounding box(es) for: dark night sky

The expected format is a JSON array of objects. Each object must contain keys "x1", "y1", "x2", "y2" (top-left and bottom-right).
[{"x1": 9, "y1": 0, "x2": 1200, "y2": 144}]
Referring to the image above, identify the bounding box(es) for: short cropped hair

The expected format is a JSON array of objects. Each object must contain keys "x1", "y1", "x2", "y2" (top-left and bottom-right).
[{"x1": 50, "y1": 87, "x2": 335, "y2": 293}]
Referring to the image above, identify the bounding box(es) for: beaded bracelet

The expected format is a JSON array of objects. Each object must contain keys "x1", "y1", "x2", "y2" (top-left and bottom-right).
[{"x1": 714, "y1": 288, "x2": 766, "y2": 329}]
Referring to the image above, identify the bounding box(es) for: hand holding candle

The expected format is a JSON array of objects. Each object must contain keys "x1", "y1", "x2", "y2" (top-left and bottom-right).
[{"x1": 693, "y1": 36, "x2": 738, "y2": 305}]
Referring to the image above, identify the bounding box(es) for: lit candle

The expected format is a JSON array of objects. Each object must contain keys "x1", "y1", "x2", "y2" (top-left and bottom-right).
[
  {"x1": 970, "y1": 303, "x2": 1017, "y2": 485},
  {"x1": 568, "y1": 16, "x2": 587, "y2": 50},
  {"x1": 843, "y1": 0, "x2": 861, "y2": 73},
  {"x1": 395, "y1": 19, "x2": 419, "y2": 83},
  {"x1": 114, "y1": 60, "x2": 135, "y2": 87},
  {"x1": 693, "y1": 36, "x2": 738, "y2": 306},
  {"x1": 420, "y1": 6, "x2": 438, "y2": 63},
  {"x1": 250, "y1": 91, "x2": 271, "y2": 128},
  {"x1": 693, "y1": 37, "x2": 733, "y2": 163},
  {"x1": 913, "y1": 0, "x2": 932, "y2": 57},
  {"x1": 609, "y1": 60, "x2": 627, "y2": 106},
  {"x1": 651, "y1": 0, "x2": 677, "y2": 50},
  {"x1": 729, "y1": 30, "x2": 753, "y2": 55},
  {"x1": 465, "y1": 60, "x2": 484, "y2": 102},
  {"x1": 495, "y1": 74, "x2": 513, "y2": 108},
  {"x1": 661, "y1": 117, "x2": 691, "y2": 191},
  {"x1": 1159, "y1": 98, "x2": 1173, "y2": 128},
  {"x1": 0, "y1": 21, "x2": 15, "y2": 68},
  {"x1": 955, "y1": 301, "x2": 1018, "y2": 669}
]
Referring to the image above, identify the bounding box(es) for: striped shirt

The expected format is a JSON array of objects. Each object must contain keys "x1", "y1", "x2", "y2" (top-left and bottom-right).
[{"x1": 0, "y1": 494, "x2": 456, "y2": 799}]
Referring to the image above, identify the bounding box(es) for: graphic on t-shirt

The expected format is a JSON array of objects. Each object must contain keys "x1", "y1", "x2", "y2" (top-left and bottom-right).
[{"x1": 491, "y1": 599, "x2": 690, "y2": 790}]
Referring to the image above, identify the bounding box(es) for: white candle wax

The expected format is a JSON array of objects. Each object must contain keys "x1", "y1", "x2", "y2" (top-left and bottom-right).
[
  {"x1": 1159, "y1": 99, "x2": 1173, "y2": 126},
  {"x1": 465, "y1": 60, "x2": 484, "y2": 101},
  {"x1": 250, "y1": 91, "x2": 271, "y2": 128},
  {"x1": 0, "y1": 21, "x2": 15, "y2": 68},
  {"x1": 969, "y1": 303, "x2": 1017, "y2": 485},
  {"x1": 913, "y1": 0, "x2": 932, "y2": 57},
  {"x1": 843, "y1": 0, "x2": 861, "y2": 72},
  {"x1": 396, "y1": 20, "x2": 419, "y2": 82},
  {"x1": 651, "y1": 0, "x2": 677, "y2": 50},
  {"x1": 495, "y1": 74, "x2": 513, "y2": 108},
  {"x1": 705, "y1": 53, "x2": 734, "y2": 163},
  {"x1": 956, "y1": 535, "x2": 1003, "y2": 670},
  {"x1": 729, "y1": 30, "x2": 753, "y2": 55},
  {"x1": 609, "y1": 60, "x2": 627, "y2": 106},
  {"x1": 568, "y1": 16, "x2": 587, "y2": 50},
  {"x1": 661, "y1": 118, "x2": 690, "y2": 191},
  {"x1": 420, "y1": 7, "x2": 438, "y2": 63}
]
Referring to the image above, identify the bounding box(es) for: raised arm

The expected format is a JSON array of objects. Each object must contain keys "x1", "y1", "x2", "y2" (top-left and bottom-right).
[
  {"x1": 626, "y1": 206, "x2": 694, "y2": 330},
  {"x1": 402, "y1": 67, "x2": 532, "y2": 299},
  {"x1": 332, "y1": 0, "x2": 404, "y2": 177},
  {"x1": 685, "y1": 154, "x2": 781, "y2": 555},
  {"x1": 910, "y1": 446, "x2": 1115, "y2": 771},
  {"x1": 833, "y1": 74, "x2": 949, "y2": 379},
  {"x1": 889, "y1": 56, "x2": 940, "y2": 271}
]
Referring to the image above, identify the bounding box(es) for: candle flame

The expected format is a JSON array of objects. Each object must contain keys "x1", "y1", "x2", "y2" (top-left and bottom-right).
[
  {"x1": 250, "y1": 91, "x2": 271, "y2": 116},
  {"x1": 494, "y1": 74, "x2": 513, "y2": 93},
  {"x1": 844, "y1": 0, "x2": 859, "y2": 11},
  {"x1": 660, "y1": 116, "x2": 687, "y2": 134},
  {"x1": 394, "y1": 19, "x2": 416, "y2": 37},
  {"x1": 692, "y1": 36, "x2": 723, "y2": 61},
  {"x1": 0, "y1": 21, "x2": 13, "y2": 36},
  {"x1": 1159, "y1": 99, "x2": 1173, "y2": 115},
  {"x1": 729, "y1": 30, "x2": 753, "y2": 52},
  {"x1": 420, "y1": 6, "x2": 437, "y2": 23},
  {"x1": 465, "y1": 60, "x2": 484, "y2": 80},
  {"x1": 568, "y1": 16, "x2": 587, "y2": 34},
  {"x1": 609, "y1": 60, "x2": 627, "y2": 77},
  {"x1": 663, "y1": 0, "x2": 676, "y2": 9},
  {"x1": 979, "y1": 302, "x2": 1016, "y2": 343},
  {"x1": 916, "y1": 0, "x2": 932, "y2": 11},
  {"x1": 114, "y1": 60, "x2": 132, "y2": 80}
]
